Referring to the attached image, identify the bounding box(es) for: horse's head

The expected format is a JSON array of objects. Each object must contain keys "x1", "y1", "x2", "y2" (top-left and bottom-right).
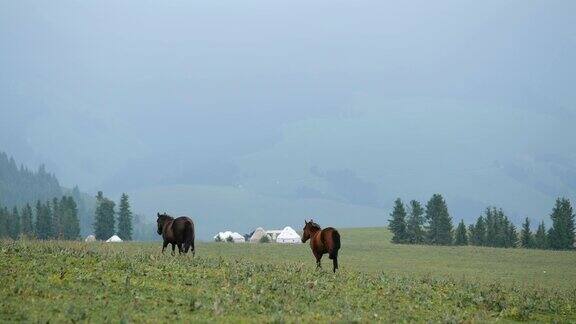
[
  {"x1": 156, "y1": 212, "x2": 172, "y2": 235},
  {"x1": 302, "y1": 219, "x2": 321, "y2": 243}
]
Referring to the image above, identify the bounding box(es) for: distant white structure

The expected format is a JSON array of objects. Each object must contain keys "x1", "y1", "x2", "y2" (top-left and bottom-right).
[
  {"x1": 266, "y1": 230, "x2": 282, "y2": 241},
  {"x1": 85, "y1": 235, "x2": 96, "y2": 242},
  {"x1": 214, "y1": 231, "x2": 245, "y2": 243},
  {"x1": 106, "y1": 235, "x2": 123, "y2": 243},
  {"x1": 276, "y1": 226, "x2": 301, "y2": 244},
  {"x1": 249, "y1": 227, "x2": 270, "y2": 243}
]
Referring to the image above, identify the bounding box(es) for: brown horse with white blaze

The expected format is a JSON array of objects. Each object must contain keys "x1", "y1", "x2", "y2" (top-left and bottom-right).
[
  {"x1": 302, "y1": 220, "x2": 341, "y2": 273},
  {"x1": 156, "y1": 212, "x2": 195, "y2": 256}
]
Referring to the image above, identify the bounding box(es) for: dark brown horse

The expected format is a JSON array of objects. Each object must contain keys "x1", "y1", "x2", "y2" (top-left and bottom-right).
[
  {"x1": 302, "y1": 220, "x2": 341, "y2": 273},
  {"x1": 156, "y1": 212, "x2": 195, "y2": 256}
]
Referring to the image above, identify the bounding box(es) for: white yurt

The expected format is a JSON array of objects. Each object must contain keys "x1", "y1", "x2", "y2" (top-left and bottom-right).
[
  {"x1": 84, "y1": 234, "x2": 96, "y2": 242},
  {"x1": 106, "y1": 235, "x2": 123, "y2": 243},
  {"x1": 266, "y1": 230, "x2": 282, "y2": 241},
  {"x1": 276, "y1": 226, "x2": 301, "y2": 244},
  {"x1": 214, "y1": 231, "x2": 245, "y2": 243},
  {"x1": 249, "y1": 227, "x2": 270, "y2": 243}
]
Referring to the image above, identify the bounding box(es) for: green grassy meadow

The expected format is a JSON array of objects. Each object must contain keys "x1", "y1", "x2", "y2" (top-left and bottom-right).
[{"x1": 1, "y1": 227, "x2": 575, "y2": 322}]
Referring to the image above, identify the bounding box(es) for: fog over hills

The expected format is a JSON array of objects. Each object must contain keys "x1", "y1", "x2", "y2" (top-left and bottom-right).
[{"x1": 1, "y1": 1, "x2": 575, "y2": 238}]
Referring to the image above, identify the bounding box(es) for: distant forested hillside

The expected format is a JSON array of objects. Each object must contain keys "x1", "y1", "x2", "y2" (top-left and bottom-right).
[
  {"x1": 0, "y1": 151, "x2": 62, "y2": 207},
  {"x1": 0, "y1": 151, "x2": 98, "y2": 236}
]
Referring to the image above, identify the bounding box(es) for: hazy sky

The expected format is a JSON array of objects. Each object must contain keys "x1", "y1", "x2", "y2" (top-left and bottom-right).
[{"x1": 1, "y1": 1, "x2": 575, "y2": 230}]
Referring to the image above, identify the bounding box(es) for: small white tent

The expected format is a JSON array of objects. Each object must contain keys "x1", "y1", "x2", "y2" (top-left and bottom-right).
[
  {"x1": 249, "y1": 227, "x2": 270, "y2": 243},
  {"x1": 266, "y1": 230, "x2": 282, "y2": 241},
  {"x1": 106, "y1": 235, "x2": 123, "y2": 243},
  {"x1": 85, "y1": 234, "x2": 96, "y2": 242},
  {"x1": 214, "y1": 231, "x2": 245, "y2": 243},
  {"x1": 276, "y1": 226, "x2": 301, "y2": 244}
]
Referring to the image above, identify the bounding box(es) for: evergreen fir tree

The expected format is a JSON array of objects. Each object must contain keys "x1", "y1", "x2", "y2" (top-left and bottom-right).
[
  {"x1": 425, "y1": 194, "x2": 453, "y2": 245},
  {"x1": 62, "y1": 196, "x2": 80, "y2": 240},
  {"x1": 482, "y1": 207, "x2": 516, "y2": 248},
  {"x1": 388, "y1": 198, "x2": 408, "y2": 243},
  {"x1": 484, "y1": 208, "x2": 496, "y2": 247},
  {"x1": 117, "y1": 193, "x2": 133, "y2": 241},
  {"x1": 8, "y1": 206, "x2": 20, "y2": 239},
  {"x1": 52, "y1": 197, "x2": 62, "y2": 239},
  {"x1": 547, "y1": 198, "x2": 575, "y2": 250},
  {"x1": 0, "y1": 206, "x2": 8, "y2": 238},
  {"x1": 534, "y1": 221, "x2": 548, "y2": 249},
  {"x1": 454, "y1": 220, "x2": 468, "y2": 245},
  {"x1": 467, "y1": 224, "x2": 476, "y2": 245},
  {"x1": 93, "y1": 191, "x2": 116, "y2": 240},
  {"x1": 494, "y1": 209, "x2": 508, "y2": 247},
  {"x1": 505, "y1": 222, "x2": 518, "y2": 248},
  {"x1": 71, "y1": 185, "x2": 91, "y2": 236},
  {"x1": 20, "y1": 203, "x2": 34, "y2": 237},
  {"x1": 471, "y1": 216, "x2": 486, "y2": 246},
  {"x1": 35, "y1": 201, "x2": 54, "y2": 240},
  {"x1": 520, "y1": 217, "x2": 533, "y2": 248},
  {"x1": 406, "y1": 200, "x2": 425, "y2": 244}
]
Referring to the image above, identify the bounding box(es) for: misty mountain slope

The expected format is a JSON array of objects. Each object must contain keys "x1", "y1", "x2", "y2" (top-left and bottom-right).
[
  {"x1": 234, "y1": 99, "x2": 576, "y2": 224},
  {"x1": 128, "y1": 184, "x2": 384, "y2": 240}
]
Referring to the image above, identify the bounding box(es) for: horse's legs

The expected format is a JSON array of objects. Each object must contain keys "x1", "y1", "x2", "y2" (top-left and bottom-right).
[
  {"x1": 314, "y1": 252, "x2": 322, "y2": 269},
  {"x1": 332, "y1": 256, "x2": 338, "y2": 273},
  {"x1": 171, "y1": 243, "x2": 176, "y2": 256},
  {"x1": 177, "y1": 243, "x2": 183, "y2": 255},
  {"x1": 328, "y1": 248, "x2": 339, "y2": 273},
  {"x1": 162, "y1": 241, "x2": 168, "y2": 254},
  {"x1": 184, "y1": 240, "x2": 195, "y2": 256}
]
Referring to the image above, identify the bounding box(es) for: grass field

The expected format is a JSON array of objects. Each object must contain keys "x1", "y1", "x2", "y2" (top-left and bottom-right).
[{"x1": 1, "y1": 227, "x2": 576, "y2": 322}]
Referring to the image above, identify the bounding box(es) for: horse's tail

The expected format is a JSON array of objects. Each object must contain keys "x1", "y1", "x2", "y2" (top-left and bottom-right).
[
  {"x1": 329, "y1": 230, "x2": 340, "y2": 273},
  {"x1": 183, "y1": 220, "x2": 195, "y2": 256}
]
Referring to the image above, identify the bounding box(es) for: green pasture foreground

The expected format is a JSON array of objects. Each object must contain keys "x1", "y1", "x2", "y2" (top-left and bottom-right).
[{"x1": 1, "y1": 228, "x2": 575, "y2": 323}]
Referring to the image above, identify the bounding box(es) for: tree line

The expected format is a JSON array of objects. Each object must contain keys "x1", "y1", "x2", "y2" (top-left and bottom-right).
[
  {"x1": 93, "y1": 191, "x2": 133, "y2": 241},
  {"x1": 0, "y1": 191, "x2": 135, "y2": 241},
  {"x1": 389, "y1": 194, "x2": 575, "y2": 250},
  {"x1": 0, "y1": 196, "x2": 80, "y2": 240}
]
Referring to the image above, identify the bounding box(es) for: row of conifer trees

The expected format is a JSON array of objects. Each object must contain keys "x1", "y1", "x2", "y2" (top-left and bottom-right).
[
  {"x1": 0, "y1": 191, "x2": 135, "y2": 241},
  {"x1": 0, "y1": 196, "x2": 80, "y2": 240},
  {"x1": 389, "y1": 195, "x2": 575, "y2": 250},
  {"x1": 92, "y1": 191, "x2": 133, "y2": 241}
]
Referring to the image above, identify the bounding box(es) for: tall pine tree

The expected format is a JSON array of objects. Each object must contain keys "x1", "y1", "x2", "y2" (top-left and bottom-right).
[
  {"x1": 484, "y1": 208, "x2": 497, "y2": 247},
  {"x1": 482, "y1": 207, "x2": 516, "y2": 248},
  {"x1": 454, "y1": 220, "x2": 468, "y2": 245},
  {"x1": 406, "y1": 200, "x2": 425, "y2": 244},
  {"x1": 8, "y1": 206, "x2": 20, "y2": 239},
  {"x1": 548, "y1": 198, "x2": 575, "y2": 250},
  {"x1": 35, "y1": 200, "x2": 53, "y2": 240},
  {"x1": 520, "y1": 217, "x2": 533, "y2": 248},
  {"x1": 52, "y1": 197, "x2": 62, "y2": 239},
  {"x1": 20, "y1": 203, "x2": 34, "y2": 237},
  {"x1": 389, "y1": 198, "x2": 408, "y2": 243},
  {"x1": 93, "y1": 191, "x2": 116, "y2": 240},
  {"x1": 470, "y1": 216, "x2": 486, "y2": 246},
  {"x1": 62, "y1": 196, "x2": 80, "y2": 240},
  {"x1": 0, "y1": 206, "x2": 8, "y2": 238},
  {"x1": 505, "y1": 221, "x2": 518, "y2": 248},
  {"x1": 534, "y1": 221, "x2": 548, "y2": 249},
  {"x1": 117, "y1": 193, "x2": 133, "y2": 241},
  {"x1": 425, "y1": 194, "x2": 453, "y2": 245}
]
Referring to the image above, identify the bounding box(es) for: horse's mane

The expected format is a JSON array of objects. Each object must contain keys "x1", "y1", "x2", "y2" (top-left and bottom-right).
[
  {"x1": 158, "y1": 213, "x2": 174, "y2": 221},
  {"x1": 308, "y1": 221, "x2": 321, "y2": 230}
]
